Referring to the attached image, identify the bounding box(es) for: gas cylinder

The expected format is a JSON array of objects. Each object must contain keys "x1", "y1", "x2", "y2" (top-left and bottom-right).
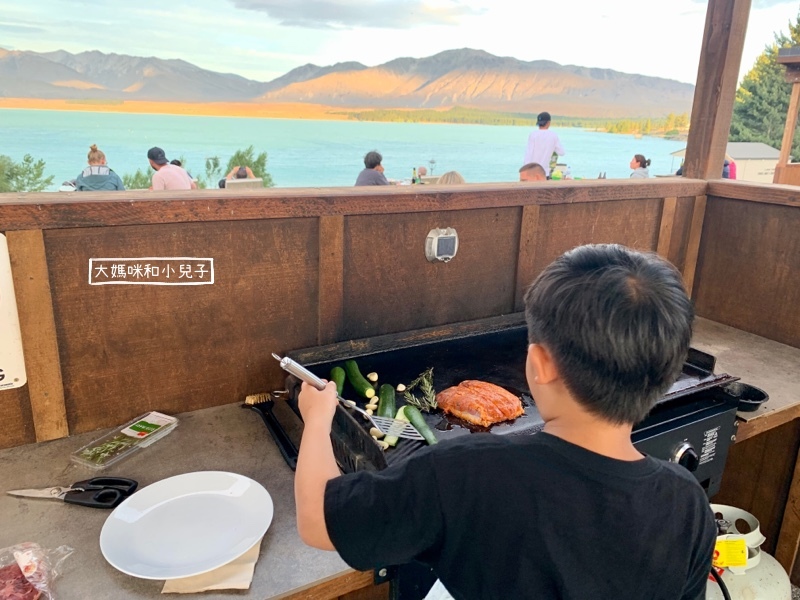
[
  {"x1": 705, "y1": 551, "x2": 790, "y2": 599},
  {"x1": 705, "y1": 504, "x2": 791, "y2": 599}
]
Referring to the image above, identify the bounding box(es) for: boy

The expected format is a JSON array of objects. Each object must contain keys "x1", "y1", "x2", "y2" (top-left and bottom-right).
[{"x1": 295, "y1": 244, "x2": 716, "y2": 599}]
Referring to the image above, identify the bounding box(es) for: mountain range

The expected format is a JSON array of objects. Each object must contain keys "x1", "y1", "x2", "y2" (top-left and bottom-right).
[{"x1": 0, "y1": 48, "x2": 694, "y2": 118}]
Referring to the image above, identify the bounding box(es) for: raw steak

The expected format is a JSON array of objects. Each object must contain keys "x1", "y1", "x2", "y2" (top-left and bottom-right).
[
  {"x1": 437, "y1": 380, "x2": 524, "y2": 427},
  {"x1": 0, "y1": 563, "x2": 41, "y2": 600}
]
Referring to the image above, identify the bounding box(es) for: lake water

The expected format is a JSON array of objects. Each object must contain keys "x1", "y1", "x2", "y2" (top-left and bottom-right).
[{"x1": 0, "y1": 109, "x2": 685, "y2": 189}]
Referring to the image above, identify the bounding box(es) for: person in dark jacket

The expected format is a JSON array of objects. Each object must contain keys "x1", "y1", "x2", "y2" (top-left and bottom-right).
[{"x1": 75, "y1": 144, "x2": 125, "y2": 191}]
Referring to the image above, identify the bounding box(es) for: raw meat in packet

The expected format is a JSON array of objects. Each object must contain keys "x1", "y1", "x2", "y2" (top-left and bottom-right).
[{"x1": 0, "y1": 543, "x2": 72, "y2": 600}]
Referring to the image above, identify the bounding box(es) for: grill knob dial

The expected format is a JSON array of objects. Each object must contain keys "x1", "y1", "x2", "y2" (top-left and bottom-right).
[{"x1": 672, "y1": 441, "x2": 700, "y2": 472}]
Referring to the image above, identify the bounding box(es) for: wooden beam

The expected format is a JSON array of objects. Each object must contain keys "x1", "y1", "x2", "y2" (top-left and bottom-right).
[
  {"x1": 278, "y1": 570, "x2": 379, "y2": 600},
  {"x1": 683, "y1": 195, "x2": 708, "y2": 297},
  {"x1": 776, "y1": 83, "x2": 800, "y2": 171},
  {"x1": 5, "y1": 230, "x2": 68, "y2": 441},
  {"x1": 318, "y1": 216, "x2": 345, "y2": 345},
  {"x1": 775, "y1": 442, "x2": 800, "y2": 576},
  {"x1": 706, "y1": 180, "x2": 800, "y2": 207},
  {"x1": 0, "y1": 179, "x2": 708, "y2": 231},
  {"x1": 656, "y1": 197, "x2": 678, "y2": 259},
  {"x1": 683, "y1": 0, "x2": 752, "y2": 179},
  {"x1": 514, "y1": 204, "x2": 541, "y2": 311}
]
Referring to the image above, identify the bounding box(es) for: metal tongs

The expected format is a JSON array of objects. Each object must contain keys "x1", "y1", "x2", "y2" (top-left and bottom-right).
[{"x1": 273, "y1": 354, "x2": 424, "y2": 441}]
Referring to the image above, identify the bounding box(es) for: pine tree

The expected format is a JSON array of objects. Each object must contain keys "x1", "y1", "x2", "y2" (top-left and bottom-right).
[
  {"x1": 0, "y1": 154, "x2": 54, "y2": 192},
  {"x1": 729, "y1": 13, "x2": 800, "y2": 160}
]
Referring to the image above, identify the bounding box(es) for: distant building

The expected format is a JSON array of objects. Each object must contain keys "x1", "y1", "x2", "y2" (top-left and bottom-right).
[{"x1": 671, "y1": 142, "x2": 780, "y2": 183}]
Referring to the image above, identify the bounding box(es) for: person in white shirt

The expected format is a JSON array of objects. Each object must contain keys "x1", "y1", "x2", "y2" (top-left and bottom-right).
[{"x1": 523, "y1": 112, "x2": 565, "y2": 176}]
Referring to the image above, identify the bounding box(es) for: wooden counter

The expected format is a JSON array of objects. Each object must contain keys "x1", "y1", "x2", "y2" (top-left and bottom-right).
[
  {"x1": 0, "y1": 315, "x2": 796, "y2": 599},
  {"x1": 691, "y1": 318, "x2": 800, "y2": 579},
  {"x1": 692, "y1": 317, "x2": 800, "y2": 442},
  {"x1": 0, "y1": 402, "x2": 386, "y2": 600}
]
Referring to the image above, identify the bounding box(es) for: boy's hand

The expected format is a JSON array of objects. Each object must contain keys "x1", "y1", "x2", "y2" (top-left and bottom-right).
[{"x1": 298, "y1": 381, "x2": 338, "y2": 430}]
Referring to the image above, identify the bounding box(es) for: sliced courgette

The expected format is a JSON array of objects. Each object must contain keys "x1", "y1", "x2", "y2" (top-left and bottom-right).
[
  {"x1": 384, "y1": 405, "x2": 411, "y2": 447},
  {"x1": 404, "y1": 405, "x2": 438, "y2": 445},
  {"x1": 343, "y1": 359, "x2": 376, "y2": 399},
  {"x1": 377, "y1": 384, "x2": 396, "y2": 419}
]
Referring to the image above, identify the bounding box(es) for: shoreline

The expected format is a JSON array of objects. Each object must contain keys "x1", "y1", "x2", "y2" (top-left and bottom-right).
[
  {"x1": 0, "y1": 98, "x2": 689, "y2": 139},
  {"x1": 0, "y1": 98, "x2": 354, "y2": 121}
]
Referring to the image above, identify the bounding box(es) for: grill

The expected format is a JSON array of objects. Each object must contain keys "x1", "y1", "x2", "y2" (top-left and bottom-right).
[
  {"x1": 279, "y1": 325, "x2": 739, "y2": 494},
  {"x1": 259, "y1": 324, "x2": 743, "y2": 599}
]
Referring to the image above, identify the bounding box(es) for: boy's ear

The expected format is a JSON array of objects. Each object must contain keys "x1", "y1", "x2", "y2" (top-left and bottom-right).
[{"x1": 527, "y1": 344, "x2": 559, "y2": 385}]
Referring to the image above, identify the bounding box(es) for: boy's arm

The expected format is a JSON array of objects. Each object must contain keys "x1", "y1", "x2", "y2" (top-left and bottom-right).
[
  {"x1": 295, "y1": 381, "x2": 340, "y2": 550},
  {"x1": 554, "y1": 137, "x2": 565, "y2": 156}
]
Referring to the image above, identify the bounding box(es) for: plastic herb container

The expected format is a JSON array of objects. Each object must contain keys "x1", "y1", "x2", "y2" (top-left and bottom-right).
[{"x1": 70, "y1": 411, "x2": 179, "y2": 470}]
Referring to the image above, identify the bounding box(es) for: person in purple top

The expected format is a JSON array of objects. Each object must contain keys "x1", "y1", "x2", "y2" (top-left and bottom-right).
[{"x1": 355, "y1": 151, "x2": 389, "y2": 186}]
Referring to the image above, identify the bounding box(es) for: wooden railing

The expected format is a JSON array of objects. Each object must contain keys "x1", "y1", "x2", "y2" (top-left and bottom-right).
[{"x1": 1, "y1": 177, "x2": 796, "y2": 450}]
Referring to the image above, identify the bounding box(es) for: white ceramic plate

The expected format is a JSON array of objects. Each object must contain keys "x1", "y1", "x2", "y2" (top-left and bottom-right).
[{"x1": 100, "y1": 471, "x2": 273, "y2": 579}]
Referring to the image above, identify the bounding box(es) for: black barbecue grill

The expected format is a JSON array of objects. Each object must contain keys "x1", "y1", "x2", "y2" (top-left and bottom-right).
[
  {"x1": 254, "y1": 324, "x2": 743, "y2": 599},
  {"x1": 272, "y1": 325, "x2": 740, "y2": 492}
]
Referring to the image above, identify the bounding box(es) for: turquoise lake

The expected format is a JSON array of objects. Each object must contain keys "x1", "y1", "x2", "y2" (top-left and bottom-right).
[{"x1": 0, "y1": 109, "x2": 685, "y2": 189}]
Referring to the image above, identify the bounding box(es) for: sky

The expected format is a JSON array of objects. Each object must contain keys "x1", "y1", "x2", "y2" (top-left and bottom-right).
[{"x1": 1, "y1": 0, "x2": 799, "y2": 85}]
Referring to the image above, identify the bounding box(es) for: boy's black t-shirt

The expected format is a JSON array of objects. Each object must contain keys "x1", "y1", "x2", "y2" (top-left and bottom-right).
[{"x1": 324, "y1": 432, "x2": 716, "y2": 600}]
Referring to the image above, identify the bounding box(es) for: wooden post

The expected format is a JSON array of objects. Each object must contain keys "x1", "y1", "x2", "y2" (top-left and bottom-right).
[
  {"x1": 514, "y1": 204, "x2": 541, "y2": 311},
  {"x1": 774, "y1": 47, "x2": 800, "y2": 183},
  {"x1": 656, "y1": 197, "x2": 678, "y2": 259},
  {"x1": 682, "y1": 195, "x2": 708, "y2": 300},
  {"x1": 778, "y1": 84, "x2": 800, "y2": 168},
  {"x1": 775, "y1": 442, "x2": 800, "y2": 577},
  {"x1": 681, "y1": 0, "x2": 752, "y2": 296},
  {"x1": 318, "y1": 216, "x2": 345, "y2": 345},
  {"x1": 6, "y1": 230, "x2": 69, "y2": 441},
  {"x1": 774, "y1": 82, "x2": 800, "y2": 184}
]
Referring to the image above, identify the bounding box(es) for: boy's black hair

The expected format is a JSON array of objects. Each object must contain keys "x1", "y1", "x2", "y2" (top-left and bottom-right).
[{"x1": 523, "y1": 244, "x2": 694, "y2": 425}]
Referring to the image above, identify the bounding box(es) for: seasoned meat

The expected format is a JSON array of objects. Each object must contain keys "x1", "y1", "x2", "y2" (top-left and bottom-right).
[
  {"x1": 0, "y1": 563, "x2": 41, "y2": 600},
  {"x1": 437, "y1": 380, "x2": 524, "y2": 427}
]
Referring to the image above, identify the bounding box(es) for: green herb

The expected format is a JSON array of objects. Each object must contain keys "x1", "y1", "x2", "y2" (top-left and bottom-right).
[
  {"x1": 403, "y1": 367, "x2": 437, "y2": 412},
  {"x1": 79, "y1": 434, "x2": 136, "y2": 464}
]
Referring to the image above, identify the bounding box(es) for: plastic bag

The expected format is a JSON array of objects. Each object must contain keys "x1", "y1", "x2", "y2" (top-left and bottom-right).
[{"x1": 0, "y1": 543, "x2": 72, "y2": 600}]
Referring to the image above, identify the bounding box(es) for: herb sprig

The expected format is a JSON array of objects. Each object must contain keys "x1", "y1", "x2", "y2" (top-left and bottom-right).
[
  {"x1": 79, "y1": 434, "x2": 135, "y2": 464},
  {"x1": 403, "y1": 367, "x2": 437, "y2": 412}
]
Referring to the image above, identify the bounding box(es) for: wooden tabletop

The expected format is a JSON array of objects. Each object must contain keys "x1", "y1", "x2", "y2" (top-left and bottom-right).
[{"x1": 692, "y1": 317, "x2": 800, "y2": 442}]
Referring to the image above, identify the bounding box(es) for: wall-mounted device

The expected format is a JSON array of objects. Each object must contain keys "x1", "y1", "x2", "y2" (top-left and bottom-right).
[
  {"x1": 425, "y1": 228, "x2": 459, "y2": 263},
  {"x1": 0, "y1": 233, "x2": 27, "y2": 390}
]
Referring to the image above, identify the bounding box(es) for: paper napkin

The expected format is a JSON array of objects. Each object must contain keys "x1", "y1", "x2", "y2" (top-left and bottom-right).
[{"x1": 161, "y1": 537, "x2": 263, "y2": 594}]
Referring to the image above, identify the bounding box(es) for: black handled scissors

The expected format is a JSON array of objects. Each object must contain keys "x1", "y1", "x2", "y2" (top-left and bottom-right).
[{"x1": 7, "y1": 477, "x2": 138, "y2": 509}]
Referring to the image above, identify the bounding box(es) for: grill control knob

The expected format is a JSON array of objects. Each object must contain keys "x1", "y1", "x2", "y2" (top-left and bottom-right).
[{"x1": 672, "y1": 441, "x2": 700, "y2": 472}]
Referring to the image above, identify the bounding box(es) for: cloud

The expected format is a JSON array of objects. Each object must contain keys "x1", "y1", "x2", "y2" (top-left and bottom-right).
[
  {"x1": 229, "y1": 0, "x2": 482, "y2": 29},
  {"x1": 752, "y1": 0, "x2": 797, "y2": 6},
  {"x1": 690, "y1": 0, "x2": 796, "y2": 6},
  {"x1": 0, "y1": 21, "x2": 47, "y2": 35}
]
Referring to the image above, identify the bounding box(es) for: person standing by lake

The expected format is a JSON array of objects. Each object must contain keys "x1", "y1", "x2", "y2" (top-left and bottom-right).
[
  {"x1": 355, "y1": 150, "x2": 389, "y2": 186},
  {"x1": 523, "y1": 112, "x2": 565, "y2": 177},
  {"x1": 630, "y1": 154, "x2": 651, "y2": 179},
  {"x1": 147, "y1": 147, "x2": 196, "y2": 191},
  {"x1": 75, "y1": 144, "x2": 125, "y2": 191}
]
